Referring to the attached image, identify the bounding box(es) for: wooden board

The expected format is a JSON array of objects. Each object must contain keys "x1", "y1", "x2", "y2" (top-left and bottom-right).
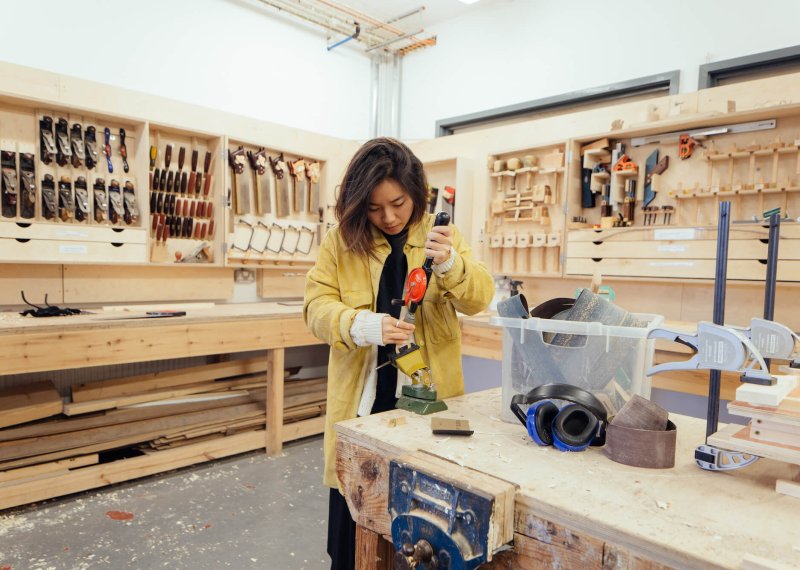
[
  {"x1": 63, "y1": 377, "x2": 263, "y2": 415},
  {"x1": 71, "y1": 357, "x2": 269, "y2": 402},
  {"x1": 0, "y1": 303, "x2": 317, "y2": 375},
  {"x1": 0, "y1": 381, "x2": 62, "y2": 429},
  {"x1": 0, "y1": 395, "x2": 253, "y2": 442},
  {"x1": 0, "y1": 403, "x2": 262, "y2": 462},
  {"x1": 336, "y1": 388, "x2": 800, "y2": 569},
  {"x1": 709, "y1": 423, "x2": 800, "y2": 466},
  {"x1": 0, "y1": 430, "x2": 264, "y2": 511}
]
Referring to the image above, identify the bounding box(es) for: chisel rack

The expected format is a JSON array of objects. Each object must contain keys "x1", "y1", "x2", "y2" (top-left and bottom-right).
[
  {"x1": 225, "y1": 139, "x2": 324, "y2": 267},
  {"x1": 485, "y1": 143, "x2": 566, "y2": 278},
  {"x1": 148, "y1": 126, "x2": 223, "y2": 265}
]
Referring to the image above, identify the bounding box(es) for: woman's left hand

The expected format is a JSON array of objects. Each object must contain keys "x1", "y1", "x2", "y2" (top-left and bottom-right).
[{"x1": 425, "y1": 225, "x2": 453, "y2": 265}]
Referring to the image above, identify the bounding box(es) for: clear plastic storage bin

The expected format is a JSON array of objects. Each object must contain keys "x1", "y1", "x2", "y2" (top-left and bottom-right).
[{"x1": 489, "y1": 313, "x2": 664, "y2": 423}]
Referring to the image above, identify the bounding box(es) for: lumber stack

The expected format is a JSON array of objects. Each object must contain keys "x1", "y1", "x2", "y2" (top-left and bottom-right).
[{"x1": 0, "y1": 357, "x2": 328, "y2": 508}]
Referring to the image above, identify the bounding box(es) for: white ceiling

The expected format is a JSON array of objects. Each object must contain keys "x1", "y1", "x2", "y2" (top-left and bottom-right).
[{"x1": 339, "y1": 0, "x2": 491, "y2": 29}]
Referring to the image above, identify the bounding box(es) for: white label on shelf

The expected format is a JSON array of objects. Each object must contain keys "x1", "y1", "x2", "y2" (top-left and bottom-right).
[
  {"x1": 657, "y1": 244, "x2": 688, "y2": 253},
  {"x1": 649, "y1": 261, "x2": 694, "y2": 267},
  {"x1": 654, "y1": 228, "x2": 695, "y2": 241},
  {"x1": 59, "y1": 244, "x2": 88, "y2": 255},
  {"x1": 56, "y1": 229, "x2": 90, "y2": 239}
]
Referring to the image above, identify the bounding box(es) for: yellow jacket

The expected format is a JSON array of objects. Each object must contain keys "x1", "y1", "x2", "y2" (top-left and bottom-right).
[{"x1": 304, "y1": 213, "x2": 494, "y2": 488}]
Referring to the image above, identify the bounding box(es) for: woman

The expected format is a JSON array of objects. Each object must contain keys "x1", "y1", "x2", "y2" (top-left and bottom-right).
[{"x1": 303, "y1": 137, "x2": 494, "y2": 569}]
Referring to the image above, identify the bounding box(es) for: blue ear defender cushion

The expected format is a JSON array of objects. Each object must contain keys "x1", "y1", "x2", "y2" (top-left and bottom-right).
[
  {"x1": 551, "y1": 404, "x2": 600, "y2": 452},
  {"x1": 526, "y1": 401, "x2": 558, "y2": 446}
]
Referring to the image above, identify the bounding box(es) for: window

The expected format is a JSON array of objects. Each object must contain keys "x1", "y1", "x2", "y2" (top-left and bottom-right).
[{"x1": 435, "y1": 71, "x2": 679, "y2": 137}]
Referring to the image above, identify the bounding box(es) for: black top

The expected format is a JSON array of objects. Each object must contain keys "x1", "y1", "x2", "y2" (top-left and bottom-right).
[{"x1": 372, "y1": 229, "x2": 408, "y2": 414}]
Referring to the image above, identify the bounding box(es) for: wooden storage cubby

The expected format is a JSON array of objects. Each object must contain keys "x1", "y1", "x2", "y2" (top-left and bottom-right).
[
  {"x1": 485, "y1": 144, "x2": 566, "y2": 278},
  {"x1": 148, "y1": 125, "x2": 224, "y2": 265},
  {"x1": 225, "y1": 138, "x2": 324, "y2": 268},
  {"x1": 565, "y1": 114, "x2": 800, "y2": 282},
  {"x1": 0, "y1": 100, "x2": 148, "y2": 264},
  {"x1": 423, "y1": 157, "x2": 476, "y2": 246}
]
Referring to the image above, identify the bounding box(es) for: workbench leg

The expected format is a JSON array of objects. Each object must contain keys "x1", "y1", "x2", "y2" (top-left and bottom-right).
[
  {"x1": 355, "y1": 525, "x2": 394, "y2": 570},
  {"x1": 265, "y1": 347, "x2": 284, "y2": 456}
]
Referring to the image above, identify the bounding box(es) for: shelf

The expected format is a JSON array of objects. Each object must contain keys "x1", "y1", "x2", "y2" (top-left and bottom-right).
[
  {"x1": 613, "y1": 169, "x2": 639, "y2": 178},
  {"x1": 671, "y1": 186, "x2": 800, "y2": 199}
]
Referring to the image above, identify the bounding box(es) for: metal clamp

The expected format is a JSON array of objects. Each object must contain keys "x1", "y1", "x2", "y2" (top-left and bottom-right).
[
  {"x1": 390, "y1": 460, "x2": 494, "y2": 569},
  {"x1": 647, "y1": 322, "x2": 774, "y2": 385}
]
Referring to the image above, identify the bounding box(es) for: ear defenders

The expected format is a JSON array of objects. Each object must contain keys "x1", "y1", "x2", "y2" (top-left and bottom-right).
[{"x1": 510, "y1": 383, "x2": 608, "y2": 452}]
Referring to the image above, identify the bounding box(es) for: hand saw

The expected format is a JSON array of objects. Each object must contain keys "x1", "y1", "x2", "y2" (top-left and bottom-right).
[
  {"x1": 227, "y1": 146, "x2": 247, "y2": 215},
  {"x1": 247, "y1": 148, "x2": 268, "y2": 215},
  {"x1": 269, "y1": 153, "x2": 290, "y2": 218}
]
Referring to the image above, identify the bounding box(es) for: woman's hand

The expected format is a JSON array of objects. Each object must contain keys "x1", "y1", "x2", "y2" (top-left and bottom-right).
[
  {"x1": 425, "y1": 225, "x2": 453, "y2": 265},
  {"x1": 382, "y1": 315, "x2": 415, "y2": 345}
]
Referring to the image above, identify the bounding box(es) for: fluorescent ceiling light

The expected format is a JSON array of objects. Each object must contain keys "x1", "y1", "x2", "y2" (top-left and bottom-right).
[{"x1": 458, "y1": 0, "x2": 481, "y2": 4}]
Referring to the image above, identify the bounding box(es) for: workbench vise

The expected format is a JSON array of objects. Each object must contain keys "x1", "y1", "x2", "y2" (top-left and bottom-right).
[{"x1": 389, "y1": 459, "x2": 506, "y2": 569}]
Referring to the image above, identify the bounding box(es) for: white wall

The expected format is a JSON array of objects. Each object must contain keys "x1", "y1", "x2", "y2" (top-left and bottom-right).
[
  {"x1": 0, "y1": 0, "x2": 371, "y2": 140},
  {"x1": 400, "y1": 0, "x2": 800, "y2": 140}
]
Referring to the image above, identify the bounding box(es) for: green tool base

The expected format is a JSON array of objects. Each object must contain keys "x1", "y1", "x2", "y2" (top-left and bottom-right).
[
  {"x1": 396, "y1": 395, "x2": 448, "y2": 415},
  {"x1": 396, "y1": 385, "x2": 447, "y2": 415}
]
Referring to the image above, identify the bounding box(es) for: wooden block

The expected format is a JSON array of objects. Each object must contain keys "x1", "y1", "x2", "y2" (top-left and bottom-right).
[
  {"x1": 708, "y1": 423, "x2": 800, "y2": 466},
  {"x1": 735, "y1": 376, "x2": 798, "y2": 407},
  {"x1": 775, "y1": 479, "x2": 800, "y2": 500},
  {"x1": 0, "y1": 381, "x2": 63, "y2": 429},
  {"x1": 336, "y1": 438, "x2": 394, "y2": 536}
]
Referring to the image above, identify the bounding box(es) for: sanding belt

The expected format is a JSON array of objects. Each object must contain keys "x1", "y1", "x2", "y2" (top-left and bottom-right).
[{"x1": 603, "y1": 394, "x2": 676, "y2": 469}]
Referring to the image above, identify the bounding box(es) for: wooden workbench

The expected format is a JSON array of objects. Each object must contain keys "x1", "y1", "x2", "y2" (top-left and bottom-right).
[
  {"x1": 336, "y1": 388, "x2": 800, "y2": 569},
  {"x1": 0, "y1": 302, "x2": 323, "y2": 509}
]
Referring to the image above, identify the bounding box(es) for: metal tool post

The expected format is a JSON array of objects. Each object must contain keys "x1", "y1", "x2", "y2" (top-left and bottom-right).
[
  {"x1": 762, "y1": 213, "x2": 780, "y2": 370},
  {"x1": 706, "y1": 201, "x2": 730, "y2": 438}
]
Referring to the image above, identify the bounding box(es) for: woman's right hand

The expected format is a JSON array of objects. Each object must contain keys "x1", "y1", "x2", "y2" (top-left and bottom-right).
[{"x1": 382, "y1": 315, "x2": 415, "y2": 345}]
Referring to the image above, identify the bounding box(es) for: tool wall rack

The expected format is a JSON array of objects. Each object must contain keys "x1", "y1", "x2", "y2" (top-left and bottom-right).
[
  {"x1": 564, "y1": 115, "x2": 800, "y2": 282},
  {"x1": 485, "y1": 144, "x2": 566, "y2": 278},
  {"x1": 148, "y1": 125, "x2": 223, "y2": 265},
  {"x1": 225, "y1": 138, "x2": 323, "y2": 267},
  {"x1": 0, "y1": 102, "x2": 147, "y2": 264}
]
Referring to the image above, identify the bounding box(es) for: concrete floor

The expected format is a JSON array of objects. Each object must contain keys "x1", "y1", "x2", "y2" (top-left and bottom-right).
[{"x1": 0, "y1": 436, "x2": 329, "y2": 570}]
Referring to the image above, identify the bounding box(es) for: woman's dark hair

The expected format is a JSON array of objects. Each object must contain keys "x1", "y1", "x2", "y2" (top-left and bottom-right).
[{"x1": 335, "y1": 137, "x2": 428, "y2": 258}]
